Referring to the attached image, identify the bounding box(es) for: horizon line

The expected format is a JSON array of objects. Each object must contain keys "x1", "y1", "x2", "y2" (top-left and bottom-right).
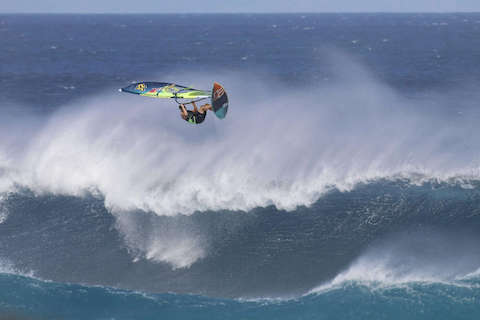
[{"x1": 1, "y1": 11, "x2": 480, "y2": 15}]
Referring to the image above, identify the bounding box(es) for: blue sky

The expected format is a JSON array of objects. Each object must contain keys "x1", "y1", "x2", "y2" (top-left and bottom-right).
[{"x1": 1, "y1": 0, "x2": 480, "y2": 13}]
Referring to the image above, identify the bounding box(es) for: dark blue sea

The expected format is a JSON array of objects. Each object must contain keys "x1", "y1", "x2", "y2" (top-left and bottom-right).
[{"x1": 1, "y1": 13, "x2": 480, "y2": 319}]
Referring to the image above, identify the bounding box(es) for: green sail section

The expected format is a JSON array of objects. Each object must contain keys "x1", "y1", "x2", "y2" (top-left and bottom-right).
[{"x1": 121, "y1": 82, "x2": 210, "y2": 100}]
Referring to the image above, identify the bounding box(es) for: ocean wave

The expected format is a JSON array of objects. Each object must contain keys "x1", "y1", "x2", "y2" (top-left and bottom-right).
[
  {"x1": 0, "y1": 56, "x2": 480, "y2": 219},
  {"x1": 310, "y1": 229, "x2": 480, "y2": 294},
  {"x1": 1, "y1": 271, "x2": 479, "y2": 320},
  {"x1": 1, "y1": 56, "x2": 480, "y2": 287},
  {"x1": 1, "y1": 179, "x2": 479, "y2": 298}
]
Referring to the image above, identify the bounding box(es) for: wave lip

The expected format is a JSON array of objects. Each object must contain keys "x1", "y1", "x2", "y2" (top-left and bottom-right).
[{"x1": 310, "y1": 230, "x2": 480, "y2": 295}]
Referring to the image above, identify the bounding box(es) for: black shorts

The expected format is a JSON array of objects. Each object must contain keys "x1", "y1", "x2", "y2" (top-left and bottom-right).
[{"x1": 186, "y1": 110, "x2": 206, "y2": 124}]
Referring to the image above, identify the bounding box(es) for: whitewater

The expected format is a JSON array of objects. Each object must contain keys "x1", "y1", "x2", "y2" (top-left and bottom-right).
[{"x1": 1, "y1": 55, "x2": 479, "y2": 216}]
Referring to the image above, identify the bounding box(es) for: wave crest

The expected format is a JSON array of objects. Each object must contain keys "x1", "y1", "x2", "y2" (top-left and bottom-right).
[{"x1": 1, "y1": 57, "x2": 480, "y2": 217}]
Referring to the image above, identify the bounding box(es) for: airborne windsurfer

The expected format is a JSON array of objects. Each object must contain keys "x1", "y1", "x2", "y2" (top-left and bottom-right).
[
  {"x1": 179, "y1": 101, "x2": 212, "y2": 124},
  {"x1": 120, "y1": 81, "x2": 228, "y2": 122}
]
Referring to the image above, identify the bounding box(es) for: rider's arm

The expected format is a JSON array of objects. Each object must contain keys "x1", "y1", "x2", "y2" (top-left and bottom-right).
[
  {"x1": 192, "y1": 101, "x2": 198, "y2": 113},
  {"x1": 179, "y1": 104, "x2": 188, "y2": 116}
]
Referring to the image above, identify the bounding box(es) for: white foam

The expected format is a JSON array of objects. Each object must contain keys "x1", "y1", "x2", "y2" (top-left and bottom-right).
[
  {"x1": 311, "y1": 254, "x2": 444, "y2": 294},
  {"x1": 458, "y1": 268, "x2": 480, "y2": 281},
  {"x1": 0, "y1": 193, "x2": 8, "y2": 224},
  {"x1": 114, "y1": 211, "x2": 207, "y2": 269},
  {"x1": 0, "y1": 258, "x2": 34, "y2": 278},
  {"x1": 1, "y1": 52, "x2": 480, "y2": 267},
  {"x1": 0, "y1": 208, "x2": 7, "y2": 224},
  {"x1": 0, "y1": 77, "x2": 477, "y2": 217},
  {"x1": 0, "y1": 258, "x2": 16, "y2": 274},
  {"x1": 144, "y1": 236, "x2": 205, "y2": 269},
  {"x1": 310, "y1": 231, "x2": 480, "y2": 294}
]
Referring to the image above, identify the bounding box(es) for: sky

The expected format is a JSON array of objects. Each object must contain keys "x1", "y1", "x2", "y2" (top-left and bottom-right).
[{"x1": 1, "y1": 0, "x2": 480, "y2": 13}]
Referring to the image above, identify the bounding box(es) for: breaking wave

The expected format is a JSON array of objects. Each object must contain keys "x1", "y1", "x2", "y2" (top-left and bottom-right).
[
  {"x1": 0, "y1": 55, "x2": 480, "y2": 284},
  {"x1": 0, "y1": 55, "x2": 479, "y2": 218},
  {"x1": 310, "y1": 229, "x2": 480, "y2": 294}
]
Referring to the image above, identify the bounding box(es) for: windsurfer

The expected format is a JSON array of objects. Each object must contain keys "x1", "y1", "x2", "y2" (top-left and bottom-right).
[{"x1": 179, "y1": 101, "x2": 212, "y2": 124}]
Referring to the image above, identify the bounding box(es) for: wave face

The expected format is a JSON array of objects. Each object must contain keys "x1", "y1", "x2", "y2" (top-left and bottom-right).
[
  {"x1": 1, "y1": 180, "x2": 480, "y2": 298},
  {"x1": 1, "y1": 273, "x2": 479, "y2": 320}
]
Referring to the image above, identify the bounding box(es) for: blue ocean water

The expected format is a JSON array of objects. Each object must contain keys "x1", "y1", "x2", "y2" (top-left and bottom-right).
[
  {"x1": 1, "y1": 273, "x2": 479, "y2": 320},
  {"x1": 1, "y1": 13, "x2": 480, "y2": 319}
]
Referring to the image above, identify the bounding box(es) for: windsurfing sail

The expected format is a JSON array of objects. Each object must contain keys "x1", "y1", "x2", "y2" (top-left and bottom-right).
[
  {"x1": 211, "y1": 82, "x2": 229, "y2": 119},
  {"x1": 120, "y1": 82, "x2": 210, "y2": 103},
  {"x1": 120, "y1": 81, "x2": 229, "y2": 119}
]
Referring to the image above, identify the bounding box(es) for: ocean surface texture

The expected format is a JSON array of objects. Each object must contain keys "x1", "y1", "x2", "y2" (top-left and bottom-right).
[{"x1": 1, "y1": 13, "x2": 480, "y2": 319}]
